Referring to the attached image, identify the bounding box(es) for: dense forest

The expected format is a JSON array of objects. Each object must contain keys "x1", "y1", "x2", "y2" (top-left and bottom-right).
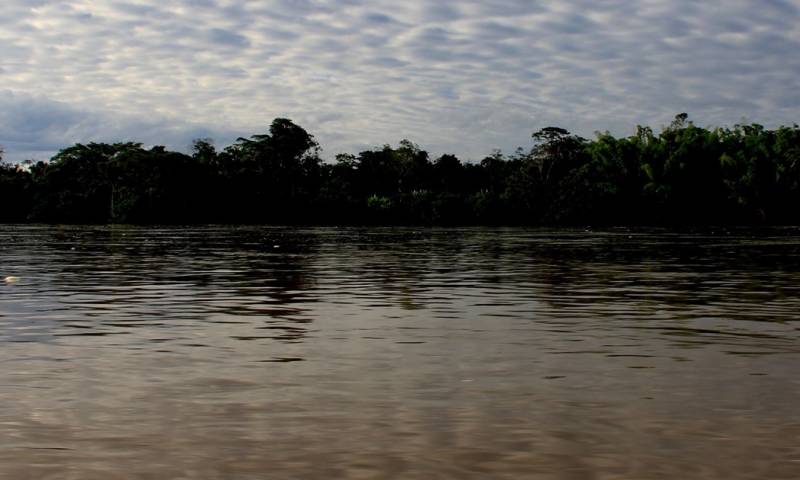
[{"x1": 1, "y1": 114, "x2": 799, "y2": 225}]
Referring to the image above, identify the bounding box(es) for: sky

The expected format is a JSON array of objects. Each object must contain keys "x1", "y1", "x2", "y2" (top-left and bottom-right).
[{"x1": 1, "y1": 0, "x2": 800, "y2": 163}]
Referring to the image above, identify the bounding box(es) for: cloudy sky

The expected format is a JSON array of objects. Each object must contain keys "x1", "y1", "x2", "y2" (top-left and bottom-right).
[{"x1": 1, "y1": 0, "x2": 799, "y2": 162}]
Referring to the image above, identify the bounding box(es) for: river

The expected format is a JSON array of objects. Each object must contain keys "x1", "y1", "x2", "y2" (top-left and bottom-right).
[{"x1": 1, "y1": 226, "x2": 799, "y2": 479}]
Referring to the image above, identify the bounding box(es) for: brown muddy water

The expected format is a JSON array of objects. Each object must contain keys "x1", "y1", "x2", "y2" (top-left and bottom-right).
[{"x1": 1, "y1": 226, "x2": 799, "y2": 479}]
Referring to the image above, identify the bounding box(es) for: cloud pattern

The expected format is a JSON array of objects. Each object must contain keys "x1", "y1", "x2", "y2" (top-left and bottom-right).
[{"x1": 1, "y1": 0, "x2": 799, "y2": 162}]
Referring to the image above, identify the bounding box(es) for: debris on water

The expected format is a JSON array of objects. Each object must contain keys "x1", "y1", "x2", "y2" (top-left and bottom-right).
[{"x1": 4, "y1": 276, "x2": 20, "y2": 284}]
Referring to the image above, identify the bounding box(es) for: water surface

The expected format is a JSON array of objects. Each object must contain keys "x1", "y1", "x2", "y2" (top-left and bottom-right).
[{"x1": 1, "y1": 226, "x2": 799, "y2": 479}]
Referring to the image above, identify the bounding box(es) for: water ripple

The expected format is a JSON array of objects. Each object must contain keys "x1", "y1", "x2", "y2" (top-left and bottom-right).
[{"x1": 1, "y1": 226, "x2": 800, "y2": 478}]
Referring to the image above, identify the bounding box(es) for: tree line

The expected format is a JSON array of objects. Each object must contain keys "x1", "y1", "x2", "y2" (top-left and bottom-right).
[{"x1": 1, "y1": 114, "x2": 799, "y2": 225}]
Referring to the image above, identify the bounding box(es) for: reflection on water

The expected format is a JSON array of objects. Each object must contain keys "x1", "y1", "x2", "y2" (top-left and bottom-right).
[{"x1": 1, "y1": 226, "x2": 799, "y2": 479}]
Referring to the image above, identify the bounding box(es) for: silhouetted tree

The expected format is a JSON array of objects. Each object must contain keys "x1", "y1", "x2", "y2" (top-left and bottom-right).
[
  {"x1": 2, "y1": 115, "x2": 799, "y2": 225},
  {"x1": 0, "y1": 149, "x2": 33, "y2": 222}
]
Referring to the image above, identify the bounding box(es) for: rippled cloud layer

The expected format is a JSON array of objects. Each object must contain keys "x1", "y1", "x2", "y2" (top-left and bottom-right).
[{"x1": 2, "y1": 0, "x2": 799, "y2": 161}]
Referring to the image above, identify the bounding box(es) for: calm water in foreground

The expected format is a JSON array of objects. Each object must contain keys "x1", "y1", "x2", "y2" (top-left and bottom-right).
[{"x1": 1, "y1": 226, "x2": 799, "y2": 479}]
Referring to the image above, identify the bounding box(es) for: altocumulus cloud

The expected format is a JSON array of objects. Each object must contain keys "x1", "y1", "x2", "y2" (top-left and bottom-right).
[{"x1": 1, "y1": 0, "x2": 799, "y2": 162}]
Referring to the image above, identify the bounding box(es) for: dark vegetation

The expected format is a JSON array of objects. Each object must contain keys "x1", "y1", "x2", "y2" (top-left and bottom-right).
[{"x1": 2, "y1": 114, "x2": 799, "y2": 225}]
